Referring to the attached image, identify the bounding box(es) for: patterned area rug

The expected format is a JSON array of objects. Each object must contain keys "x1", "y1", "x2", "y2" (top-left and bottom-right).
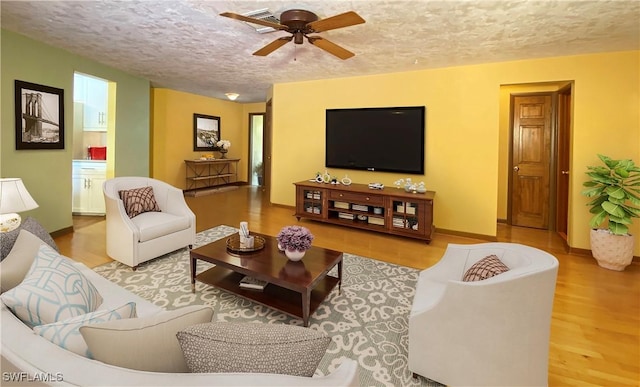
[{"x1": 94, "y1": 225, "x2": 440, "y2": 387}]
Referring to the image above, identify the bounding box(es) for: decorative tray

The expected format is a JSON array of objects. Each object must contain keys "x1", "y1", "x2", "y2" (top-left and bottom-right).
[{"x1": 226, "y1": 235, "x2": 266, "y2": 253}]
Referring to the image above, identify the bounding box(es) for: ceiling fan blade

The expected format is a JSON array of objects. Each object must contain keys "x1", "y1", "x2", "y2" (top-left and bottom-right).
[
  {"x1": 220, "y1": 12, "x2": 287, "y2": 30},
  {"x1": 307, "y1": 37, "x2": 355, "y2": 60},
  {"x1": 253, "y1": 36, "x2": 293, "y2": 56},
  {"x1": 307, "y1": 11, "x2": 365, "y2": 32}
]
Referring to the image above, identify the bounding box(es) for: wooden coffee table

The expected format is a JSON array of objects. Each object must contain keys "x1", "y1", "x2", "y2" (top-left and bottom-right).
[{"x1": 190, "y1": 232, "x2": 343, "y2": 327}]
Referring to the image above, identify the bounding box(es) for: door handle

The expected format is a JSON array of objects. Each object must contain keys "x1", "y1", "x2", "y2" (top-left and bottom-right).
[
  {"x1": 513, "y1": 166, "x2": 520, "y2": 172},
  {"x1": 561, "y1": 170, "x2": 569, "y2": 175}
]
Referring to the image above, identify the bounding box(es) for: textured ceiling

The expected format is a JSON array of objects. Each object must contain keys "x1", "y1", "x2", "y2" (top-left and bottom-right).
[{"x1": 2, "y1": 1, "x2": 638, "y2": 103}]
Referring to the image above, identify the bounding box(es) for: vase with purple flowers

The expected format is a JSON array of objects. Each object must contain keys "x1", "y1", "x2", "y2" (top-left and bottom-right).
[{"x1": 276, "y1": 225, "x2": 314, "y2": 261}]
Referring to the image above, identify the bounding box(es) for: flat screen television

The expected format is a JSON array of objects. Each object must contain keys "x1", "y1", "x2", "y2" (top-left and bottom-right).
[{"x1": 325, "y1": 106, "x2": 425, "y2": 174}]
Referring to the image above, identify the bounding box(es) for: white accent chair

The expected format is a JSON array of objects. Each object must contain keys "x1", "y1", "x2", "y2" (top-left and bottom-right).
[
  {"x1": 408, "y1": 243, "x2": 559, "y2": 386},
  {"x1": 103, "y1": 177, "x2": 196, "y2": 269}
]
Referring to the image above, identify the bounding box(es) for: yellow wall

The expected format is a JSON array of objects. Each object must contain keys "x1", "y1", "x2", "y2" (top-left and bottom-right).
[
  {"x1": 269, "y1": 51, "x2": 639, "y2": 253},
  {"x1": 151, "y1": 89, "x2": 265, "y2": 188}
]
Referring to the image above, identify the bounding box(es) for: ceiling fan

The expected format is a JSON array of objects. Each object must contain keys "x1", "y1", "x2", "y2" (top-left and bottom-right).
[{"x1": 220, "y1": 9, "x2": 365, "y2": 59}]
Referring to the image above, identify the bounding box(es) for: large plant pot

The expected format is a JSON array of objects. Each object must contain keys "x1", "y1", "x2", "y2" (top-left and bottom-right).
[{"x1": 590, "y1": 229, "x2": 635, "y2": 271}]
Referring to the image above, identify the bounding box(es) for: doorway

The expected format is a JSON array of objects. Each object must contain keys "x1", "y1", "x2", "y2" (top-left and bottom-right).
[
  {"x1": 72, "y1": 72, "x2": 115, "y2": 216},
  {"x1": 249, "y1": 113, "x2": 265, "y2": 186},
  {"x1": 507, "y1": 83, "x2": 573, "y2": 236},
  {"x1": 263, "y1": 99, "x2": 272, "y2": 201}
]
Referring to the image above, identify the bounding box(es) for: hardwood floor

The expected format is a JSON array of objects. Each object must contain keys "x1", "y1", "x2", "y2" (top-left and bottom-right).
[{"x1": 54, "y1": 186, "x2": 640, "y2": 386}]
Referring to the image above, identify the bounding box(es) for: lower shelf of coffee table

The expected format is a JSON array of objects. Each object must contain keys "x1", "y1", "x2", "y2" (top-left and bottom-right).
[{"x1": 195, "y1": 267, "x2": 339, "y2": 322}]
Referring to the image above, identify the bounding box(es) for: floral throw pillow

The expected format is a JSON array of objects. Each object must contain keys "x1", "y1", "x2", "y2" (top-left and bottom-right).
[
  {"x1": 118, "y1": 186, "x2": 161, "y2": 218},
  {"x1": 463, "y1": 254, "x2": 510, "y2": 282}
]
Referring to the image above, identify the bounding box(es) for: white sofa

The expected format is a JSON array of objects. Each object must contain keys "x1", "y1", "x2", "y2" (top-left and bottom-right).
[
  {"x1": 1, "y1": 235, "x2": 359, "y2": 386},
  {"x1": 103, "y1": 177, "x2": 196, "y2": 269},
  {"x1": 408, "y1": 242, "x2": 559, "y2": 386}
]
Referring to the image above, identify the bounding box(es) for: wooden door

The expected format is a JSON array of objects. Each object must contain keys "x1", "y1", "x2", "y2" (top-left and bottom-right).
[
  {"x1": 556, "y1": 87, "x2": 572, "y2": 239},
  {"x1": 511, "y1": 94, "x2": 552, "y2": 229}
]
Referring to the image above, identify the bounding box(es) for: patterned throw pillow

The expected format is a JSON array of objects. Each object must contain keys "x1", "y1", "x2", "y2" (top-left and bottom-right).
[
  {"x1": 33, "y1": 302, "x2": 137, "y2": 357},
  {"x1": 0, "y1": 244, "x2": 103, "y2": 328},
  {"x1": 176, "y1": 322, "x2": 331, "y2": 376},
  {"x1": 118, "y1": 186, "x2": 161, "y2": 218},
  {"x1": 463, "y1": 254, "x2": 510, "y2": 282}
]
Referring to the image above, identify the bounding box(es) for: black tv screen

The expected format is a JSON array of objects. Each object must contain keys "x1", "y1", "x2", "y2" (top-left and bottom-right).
[{"x1": 325, "y1": 106, "x2": 425, "y2": 174}]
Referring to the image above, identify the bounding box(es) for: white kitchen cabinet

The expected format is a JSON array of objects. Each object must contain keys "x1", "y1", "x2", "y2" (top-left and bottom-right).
[
  {"x1": 72, "y1": 161, "x2": 106, "y2": 215},
  {"x1": 74, "y1": 73, "x2": 108, "y2": 132}
]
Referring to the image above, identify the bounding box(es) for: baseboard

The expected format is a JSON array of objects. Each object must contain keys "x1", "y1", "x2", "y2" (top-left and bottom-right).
[
  {"x1": 184, "y1": 185, "x2": 240, "y2": 197},
  {"x1": 434, "y1": 228, "x2": 498, "y2": 242},
  {"x1": 50, "y1": 226, "x2": 74, "y2": 239}
]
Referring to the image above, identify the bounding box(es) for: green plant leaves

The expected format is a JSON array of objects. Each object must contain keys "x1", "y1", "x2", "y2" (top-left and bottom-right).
[
  {"x1": 609, "y1": 214, "x2": 632, "y2": 225},
  {"x1": 609, "y1": 222, "x2": 629, "y2": 235},
  {"x1": 614, "y1": 167, "x2": 630, "y2": 178},
  {"x1": 585, "y1": 172, "x2": 617, "y2": 185},
  {"x1": 589, "y1": 210, "x2": 607, "y2": 228},
  {"x1": 604, "y1": 186, "x2": 625, "y2": 199},
  {"x1": 602, "y1": 201, "x2": 626, "y2": 217},
  {"x1": 582, "y1": 154, "x2": 640, "y2": 234},
  {"x1": 581, "y1": 186, "x2": 604, "y2": 197},
  {"x1": 598, "y1": 154, "x2": 615, "y2": 167},
  {"x1": 624, "y1": 205, "x2": 640, "y2": 217}
]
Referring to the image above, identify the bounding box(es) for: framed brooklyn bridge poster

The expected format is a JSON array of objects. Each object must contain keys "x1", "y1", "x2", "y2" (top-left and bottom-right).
[{"x1": 15, "y1": 80, "x2": 65, "y2": 150}]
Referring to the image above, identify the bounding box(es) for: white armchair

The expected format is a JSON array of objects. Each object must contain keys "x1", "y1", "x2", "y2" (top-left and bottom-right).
[
  {"x1": 103, "y1": 177, "x2": 196, "y2": 269},
  {"x1": 408, "y1": 243, "x2": 559, "y2": 386}
]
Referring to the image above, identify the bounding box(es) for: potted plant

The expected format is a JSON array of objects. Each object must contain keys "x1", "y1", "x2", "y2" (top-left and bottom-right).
[
  {"x1": 253, "y1": 162, "x2": 263, "y2": 185},
  {"x1": 276, "y1": 225, "x2": 314, "y2": 261},
  {"x1": 581, "y1": 154, "x2": 640, "y2": 270}
]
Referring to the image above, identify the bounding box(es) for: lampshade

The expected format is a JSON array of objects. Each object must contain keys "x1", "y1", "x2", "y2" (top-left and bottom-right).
[
  {"x1": 0, "y1": 178, "x2": 38, "y2": 233},
  {"x1": 225, "y1": 93, "x2": 239, "y2": 101}
]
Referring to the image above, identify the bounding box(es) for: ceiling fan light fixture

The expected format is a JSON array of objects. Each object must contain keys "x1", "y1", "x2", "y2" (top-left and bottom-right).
[
  {"x1": 221, "y1": 9, "x2": 365, "y2": 60},
  {"x1": 225, "y1": 93, "x2": 239, "y2": 101}
]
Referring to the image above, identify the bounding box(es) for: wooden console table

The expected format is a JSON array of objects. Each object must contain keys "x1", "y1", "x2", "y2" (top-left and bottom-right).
[
  {"x1": 184, "y1": 158, "x2": 239, "y2": 191},
  {"x1": 294, "y1": 180, "x2": 435, "y2": 242}
]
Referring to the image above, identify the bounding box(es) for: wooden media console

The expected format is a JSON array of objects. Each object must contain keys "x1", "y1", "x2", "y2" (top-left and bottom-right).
[{"x1": 294, "y1": 180, "x2": 435, "y2": 242}]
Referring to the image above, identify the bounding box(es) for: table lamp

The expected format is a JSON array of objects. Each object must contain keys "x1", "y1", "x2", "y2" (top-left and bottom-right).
[{"x1": 0, "y1": 178, "x2": 39, "y2": 233}]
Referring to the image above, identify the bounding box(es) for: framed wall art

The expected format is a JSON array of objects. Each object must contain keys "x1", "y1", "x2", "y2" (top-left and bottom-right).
[
  {"x1": 14, "y1": 80, "x2": 65, "y2": 150},
  {"x1": 193, "y1": 113, "x2": 221, "y2": 151}
]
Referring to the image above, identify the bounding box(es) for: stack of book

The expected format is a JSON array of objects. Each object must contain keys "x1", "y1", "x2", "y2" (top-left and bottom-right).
[
  {"x1": 393, "y1": 217, "x2": 407, "y2": 228},
  {"x1": 352, "y1": 204, "x2": 369, "y2": 212},
  {"x1": 239, "y1": 276, "x2": 267, "y2": 291},
  {"x1": 368, "y1": 217, "x2": 385, "y2": 226}
]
